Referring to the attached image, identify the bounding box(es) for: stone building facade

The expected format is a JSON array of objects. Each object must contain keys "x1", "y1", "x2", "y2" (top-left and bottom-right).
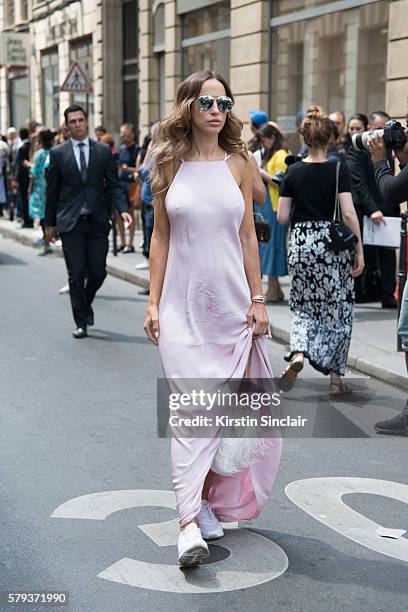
[
  {"x1": 0, "y1": 0, "x2": 139, "y2": 138},
  {"x1": 1, "y1": 0, "x2": 408, "y2": 143}
]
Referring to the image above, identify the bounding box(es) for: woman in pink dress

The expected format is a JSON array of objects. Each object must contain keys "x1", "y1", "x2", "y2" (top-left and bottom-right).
[{"x1": 144, "y1": 71, "x2": 282, "y2": 567}]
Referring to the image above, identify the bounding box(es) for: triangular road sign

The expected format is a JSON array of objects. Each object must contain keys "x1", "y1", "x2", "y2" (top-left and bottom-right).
[{"x1": 60, "y1": 62, "x2": 93, "y2": 93}]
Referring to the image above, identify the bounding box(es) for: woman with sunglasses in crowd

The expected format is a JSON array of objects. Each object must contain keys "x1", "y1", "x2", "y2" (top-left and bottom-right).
[{"x1": 144, "y1": 71, "x2": 282, "y2": 567}]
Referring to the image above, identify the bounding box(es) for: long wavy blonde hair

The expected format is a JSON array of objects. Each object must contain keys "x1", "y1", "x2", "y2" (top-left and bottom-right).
[{"x1": 151, "y1": 70, "x2": 248, "y2": 205}]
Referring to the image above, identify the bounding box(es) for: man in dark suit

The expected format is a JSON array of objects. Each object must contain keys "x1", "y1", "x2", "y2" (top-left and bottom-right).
[{"x1": 45, "y1": 104, "x2": 132, "y2": 338}]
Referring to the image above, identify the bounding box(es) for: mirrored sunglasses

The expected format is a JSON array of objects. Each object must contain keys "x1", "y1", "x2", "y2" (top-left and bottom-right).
[{"x1": 196, "y1": 95, "x2": 234, "y2": 113}]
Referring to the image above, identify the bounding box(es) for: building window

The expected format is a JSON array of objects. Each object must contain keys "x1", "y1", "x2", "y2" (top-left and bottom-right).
[
  {"x1": 269, "y1": 0, "x2": 388, "y2": 151},
  {"x1": 153, "y1": 2, "x2": 165, "y2": 119},
  {"x1": 153, "y1": 2, "x2": 165, "y2": 50},
  {"x1": 9, "y1": 74, "x2": 30, "y2": 127},
  {"x1": 157, "y1": 52, "x2": 165, "y2": 119},
  {"x1": 5, "y1": 0, "x2": 16, "y2": 26},
  {"x1": 123, "y1": 0, "x2": 138, "y2": 134},
  {"x1": 272, "y1": 0, "x2": 330, "y2": 18},
  {"x1": 41, "y1": 47, "x2": 59, "y2": 129},
  {"x1": 182, "y1": 1, "x2": 230, "y2": 79},
  {"x1": 21, "y1": 0, "x2": 28, "y2": 20},
  {"x1": 69, "y1": 36, "x2": 94, "y2": 128}
]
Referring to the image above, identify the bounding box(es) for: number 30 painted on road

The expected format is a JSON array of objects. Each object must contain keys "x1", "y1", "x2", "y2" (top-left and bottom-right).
[{"x1": 51, "y1": 477, "x2": 408, "y2": 594}]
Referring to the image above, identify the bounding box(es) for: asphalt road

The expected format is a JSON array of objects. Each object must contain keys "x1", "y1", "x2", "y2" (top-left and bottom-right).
[{"x1": 1, "y1": 235, "x2": 408, "y2": 612}]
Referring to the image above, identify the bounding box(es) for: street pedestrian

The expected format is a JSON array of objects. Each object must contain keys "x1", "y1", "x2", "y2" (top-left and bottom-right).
[
  {"x1": 328, "y1": 111, "x2": 347, "y2": 161},
  {"x1": 145, "y1": 70, "x2": 281, "y2": 567},
  {"x1": 100, "y1": 133, "x2": 119, "y2": 166},
  {"x1": 45, "y1": 104, "x2": 132, "y2": 338},
  {"x1": 54, "y1": 124, "x2": 70, "y2": 144},
  {"x1": 117, "y1": 123, "x2": 140, "y2": 253},
  {"x1": 0, "y1": 137, "x2": 9, "y2": 217},
  {"x1": 345, "y1": 113, "x2": 396, "y2": 306},
  {"x1": 53, "y1": 124, "x2": 71, "y2": 295},
  {"x1": 247, "y1": 110, "x2": 268, "y2": 153},
  {"x1": 6, "y1": 128, "x2": 21, "y2": 221},
  {"x1": 135, "y1": 123, "x2": 158, "y2": 288},
  {"x1": 94, "y1": 125, "x2": 106, "y2": 141},
  {"x1": 277, "y1": 105, "x2": 364, "y2": 394},
  {"x1": 367, "y1": 116, "x2": 408, "y2": 435},
  {"x1": 367, "y1": 110, "x2": 399, "y2": 308},
  {"x1": 16, "y1": 127, "x2": 33, "y2": 228},
  {"x1": 255, "y1": 123, "x2": 288, "y2": 301},
  {"x1": 375, "y1": 280, "x2": 408, "y2": 435},
  {"x1": 29, "y1": 129, "x2": 55, "y2": 256}
]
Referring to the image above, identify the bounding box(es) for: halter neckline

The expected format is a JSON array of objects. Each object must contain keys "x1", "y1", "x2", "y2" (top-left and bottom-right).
[{"x1": 180, "y1": 151, "x2": 232, "y2": 163}]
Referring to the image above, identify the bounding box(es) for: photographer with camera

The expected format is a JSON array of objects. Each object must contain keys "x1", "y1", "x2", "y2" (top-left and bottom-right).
[
  {"x1": 346, "y1": 113, "x2": 397, "y2": 307},
  {"x1": 367, "y1": 125, "x2": 408, "y2": 208},
  {"x1": 365, "y1": 117, "x2": 408, "y2": 435}
]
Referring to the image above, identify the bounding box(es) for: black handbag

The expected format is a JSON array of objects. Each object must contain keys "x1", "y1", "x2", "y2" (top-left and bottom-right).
[
  {"x1": 254, "y1": 211, "x2": 270, "y2": 243},
  {"x1": 325, "y1": 162, "x2": 358, "y2": 254}
]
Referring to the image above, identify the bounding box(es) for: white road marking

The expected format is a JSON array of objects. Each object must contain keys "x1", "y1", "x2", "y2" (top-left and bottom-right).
[
  {"x1": 285, "y1": 477, "x2": 408, "y2": 563},
  {"x1": 51, "y1": 489, "x2": 288, "y2": 593}
]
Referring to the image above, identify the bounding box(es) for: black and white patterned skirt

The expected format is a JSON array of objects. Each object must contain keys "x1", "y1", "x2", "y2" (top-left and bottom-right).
[{"x1": 285, "y1": 221, "x2": 355, "y2": 376}]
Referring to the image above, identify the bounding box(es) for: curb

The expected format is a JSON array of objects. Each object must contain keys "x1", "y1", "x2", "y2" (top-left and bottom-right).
[
  {"x1": 270, "y1": 322, "x2": 408, "y2": 391},
  {"x1": 1, "y1": 224, "x2": 63, "y2": 255},
  {"x1": 2, "y1": 223, "x2": 407, "y2": 390},
  {"x1": 346, "y1": 355, "x2": 408, "y2": 392},
  {"x1": 0, "y1": 223, "x2": 149, "y2": 289},
  {"x1": 106, "y1": 263, "x2": 149, "y2": 289}
]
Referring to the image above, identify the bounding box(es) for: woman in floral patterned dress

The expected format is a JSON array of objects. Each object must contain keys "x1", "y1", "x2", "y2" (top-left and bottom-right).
[{"x1": 277, "y1": 106, "x2": 364, "y2": 395}]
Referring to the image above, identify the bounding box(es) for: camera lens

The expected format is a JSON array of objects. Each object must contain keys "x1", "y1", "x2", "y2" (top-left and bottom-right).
[{"x1": 352, "y1": 133, "x2": 366, "y2": 151}]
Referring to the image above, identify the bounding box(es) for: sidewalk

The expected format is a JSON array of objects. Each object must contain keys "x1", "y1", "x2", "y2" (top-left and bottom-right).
[{"x1": 1, "y1": 218, "x2": 406, "y2": 390}]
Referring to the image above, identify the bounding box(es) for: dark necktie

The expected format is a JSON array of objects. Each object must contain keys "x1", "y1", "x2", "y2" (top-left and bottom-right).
[{"x1": 78, "y1": 142, "x2": 87, "y2": 181}]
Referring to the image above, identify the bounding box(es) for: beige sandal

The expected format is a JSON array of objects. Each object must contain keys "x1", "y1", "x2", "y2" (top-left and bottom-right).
[
  {"x1": 329, "y1": 380, "x2": 353, "y2": 396},
  {"x1": 278, "y1": 354, "x2": 304, "y2": 392}
]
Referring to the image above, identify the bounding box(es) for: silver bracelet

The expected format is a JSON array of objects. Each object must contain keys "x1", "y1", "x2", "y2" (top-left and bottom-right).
[{"x1": 251, "y1": 295, "x2": 266, "y2": 304}]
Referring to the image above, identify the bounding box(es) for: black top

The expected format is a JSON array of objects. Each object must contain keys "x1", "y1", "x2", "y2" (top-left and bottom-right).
[
  {"x1": 374, "y1": 160, "x2": 408, "y2": 208},
  {"x1": 279, "y1": 160, "x2": 352, "y2": 224},
  {"x1": 16, "y1": 139, "x2": 31, "y2": 185}
]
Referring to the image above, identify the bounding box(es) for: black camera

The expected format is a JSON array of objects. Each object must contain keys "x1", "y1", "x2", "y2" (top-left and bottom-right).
[
  {"x1": 352, "y1": 119, "x2": 407, "y2": 151},
  {"x1": 271, "y1": 170, "x2": 286, "y2": 186}
]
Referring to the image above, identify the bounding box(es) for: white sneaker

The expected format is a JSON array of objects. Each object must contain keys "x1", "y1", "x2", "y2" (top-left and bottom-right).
[
  {"x1": 59, "y1": 284, "x2": 69, "y2": 294},
  {"x1": 198, "y1": 500, "x2": 224, "y2": 540},
  {"x1": 178, "y1": 523, "x2": 209, "y2": 567}
]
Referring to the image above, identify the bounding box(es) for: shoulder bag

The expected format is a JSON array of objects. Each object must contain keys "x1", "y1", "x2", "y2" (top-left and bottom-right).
[
  {"x1": 254, "y1": 211, "x2": 271, "y2": 243},
  {"x1": 325, "y1": 162, "x2": 358, "y2": 253}
]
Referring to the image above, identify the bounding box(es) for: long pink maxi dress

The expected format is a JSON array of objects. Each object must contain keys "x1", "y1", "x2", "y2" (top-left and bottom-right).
[{"x1": 158, "y1": 151, "x2": 282, "y2": 527}]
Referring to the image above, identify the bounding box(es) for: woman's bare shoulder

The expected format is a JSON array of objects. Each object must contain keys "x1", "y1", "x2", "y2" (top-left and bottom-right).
[
  {"x1": 162, "y1": 158, "x2": 182, "y2": 182},
  {"x1": 228, "y1": 152, "x2": 250, "y2": 169},
  {"x1": 228, "y1": 152, "x2": 252, "y2": 180}
]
